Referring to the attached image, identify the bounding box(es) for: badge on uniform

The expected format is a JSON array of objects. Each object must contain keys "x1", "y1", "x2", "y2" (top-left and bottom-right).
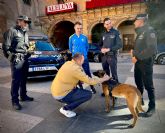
[
  {"x1": 109, "y1": 35, "x2": 115, "y2": 38},
  {"x1": 138, "y1": 34, "x2": 144, "y2": 39},
  {"x1": 150, "y1": 33, "x2": 156, "y2": 38},
  {"x1": 17, "y1": 32, "x2": 22, "y2": 37},
  {"x1": 103, "y1": 36, "x2": 105, "y2": 40}
]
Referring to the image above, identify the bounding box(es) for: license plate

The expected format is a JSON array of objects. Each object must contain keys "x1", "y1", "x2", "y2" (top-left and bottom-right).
[{"x1": 29, "y1": 66, "x2": 58, "y2": 72}]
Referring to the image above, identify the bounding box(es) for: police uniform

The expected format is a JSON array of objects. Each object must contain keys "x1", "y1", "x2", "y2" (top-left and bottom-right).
[
  {"x1": 3, "y1": 15, "x2": 33, "y2": 110},
  {"x1": 133, "y1": 14, "x2": 157, "y2": 116},
  {"x1": 99, "y1": 28, "x2": 122, "y2": 82},
  {"x1": 69, "y1": 33, "x2": 96, "y2": 93}
]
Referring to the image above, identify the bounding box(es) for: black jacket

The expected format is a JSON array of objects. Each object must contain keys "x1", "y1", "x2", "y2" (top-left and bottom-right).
[
  {"x1": 133, "y1": 24, "x2": 157, "y2": 60},
  {"x1": 99, "y1": 28, "x2": 123, "y2": 53}
]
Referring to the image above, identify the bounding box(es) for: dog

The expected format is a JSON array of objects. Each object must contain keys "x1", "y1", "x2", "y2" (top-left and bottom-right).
[{"x1": 93, "y1": 70, "x2": 145, "y2": 128}]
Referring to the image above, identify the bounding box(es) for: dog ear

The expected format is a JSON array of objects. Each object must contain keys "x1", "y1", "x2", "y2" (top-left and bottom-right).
[{"x1": 100, "y1": 70, "x2": 105, "y2": 75}]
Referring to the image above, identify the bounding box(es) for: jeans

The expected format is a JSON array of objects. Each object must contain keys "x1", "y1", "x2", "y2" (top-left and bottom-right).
[
  {"x1": 59, "y1": 87, "x2": 92, "y2": 110},
  {"x1": 81, "y1": 59, "x2": 95, "y2": 90},
  {"x1": 82, "y1": 58, "x2": 92, "y2": 77}
]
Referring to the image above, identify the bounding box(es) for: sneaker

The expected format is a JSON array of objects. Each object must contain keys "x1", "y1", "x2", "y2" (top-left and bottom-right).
[
  {"x1": 90, "y1": 88, "x2": 96, "y2": 94},
  {"x1": 90, "y1": 85, "x2": 96, "y2": 94},
  {"x1": 12, "y1": 102, "x2": 22, "y2": 110},
  {"x1": 59, "y1": 107, "x2": 76, "y2": 118},
  {"x1": 20, "y1": 95, "x2": 34, "y2": 102}
]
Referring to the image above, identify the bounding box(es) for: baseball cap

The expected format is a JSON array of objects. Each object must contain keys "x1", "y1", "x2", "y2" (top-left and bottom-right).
[
  {"x1": 17, "y1": 15, "x2": 31, "y2": 24},
  {"x1": 135, "y1": 14, "x2": 148, "y2": 21}
]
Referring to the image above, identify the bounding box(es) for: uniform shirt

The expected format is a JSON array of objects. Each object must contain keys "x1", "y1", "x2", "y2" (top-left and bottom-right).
[
  {"x1": 51, "y1": 60, "x2": 100, "y2": 97},
  {"x1": 133, "y1": 24, "x2": 157, "y2": 60},
  {"x1": 99, "y1": 28, "x2": 122, "y2": 52},
  {"x1": 69, "y1": 34, "x2": 89, "y2": 59}
]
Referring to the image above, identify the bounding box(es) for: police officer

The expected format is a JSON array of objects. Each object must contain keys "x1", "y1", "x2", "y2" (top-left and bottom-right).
[
  {"x1": 99, "y1": 17, "x2": 122, "y2": 96},
  {"x1": 131, "y1": 14, "x2": 157, "y2": 117},
  {"x1": 3, "y1": 15, "x2": 34, "y2": 110},
  {"x1": 69, "y1": 22, "x2": 96, "y2": 94}
]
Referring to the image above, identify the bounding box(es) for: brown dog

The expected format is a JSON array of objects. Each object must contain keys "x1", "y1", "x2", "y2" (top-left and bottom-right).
[{"x1": 93, "y1": 70, "x2": 145, "y2": 128}]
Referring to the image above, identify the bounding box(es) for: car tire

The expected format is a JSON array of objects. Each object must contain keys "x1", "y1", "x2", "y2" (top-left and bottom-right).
[
  {"x1": 94, "y1": 54, "x2": 100, "y2": 63},
  {"x1": 157, "y1": 54, "x2": 165, "y2": 65}
]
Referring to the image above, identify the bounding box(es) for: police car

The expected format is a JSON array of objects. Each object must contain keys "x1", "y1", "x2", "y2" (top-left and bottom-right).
[
  {"x1": 155, "y1": 44, "x2": 165, "y2": 65},
  {"x1": 88, "y1": 43, "x2": 101, "y2": 62},
  {"x1": 28, "y1": 36, "x2": 65, "y2": 78}
]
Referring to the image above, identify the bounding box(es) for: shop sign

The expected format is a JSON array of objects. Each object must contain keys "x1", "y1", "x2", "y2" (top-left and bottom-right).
[{"x1": 46, "y1": 2, "x2": 77, "y2": 15}]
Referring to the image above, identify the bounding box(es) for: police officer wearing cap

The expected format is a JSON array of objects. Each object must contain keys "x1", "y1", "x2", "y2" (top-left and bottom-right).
[
  {"x1": 98, "y1": 17, "x2": 122, "y2": 96},
  {"x1": 3, "y1": 15, "x2": 34, "y2": 110},
  {"x1": 131, "y1": 14, "x2": 157, "y2": 117}
]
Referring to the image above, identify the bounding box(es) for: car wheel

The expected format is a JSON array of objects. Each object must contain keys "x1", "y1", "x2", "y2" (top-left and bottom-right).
[
  {"x1": 157, "y1": 54, "x2": 165, "y2": 65},
  {"x1": 94, "y1": 54, "x2": 100, "y2": 63}
]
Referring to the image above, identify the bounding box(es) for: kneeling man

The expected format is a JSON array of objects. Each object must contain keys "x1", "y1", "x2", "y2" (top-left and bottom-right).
[{"x1": 51, "y1": 53, "x2": 109, "y2": 118}]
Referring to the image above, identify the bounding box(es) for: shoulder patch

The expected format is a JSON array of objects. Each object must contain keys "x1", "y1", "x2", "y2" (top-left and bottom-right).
[{"x1": 150, "y1": 33, "x2": 156, "y2": 38}]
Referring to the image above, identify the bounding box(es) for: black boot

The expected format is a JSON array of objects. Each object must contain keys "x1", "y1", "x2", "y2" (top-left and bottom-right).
[
  {"x1": 142, "y1": 98, "x2": 145, "y2": 106},
  {"x1": 21, "y1": 95, "x2": 34, "y2": 101},
  {"x1": 145, "y1": 89, "x2": 155, "y2": 117},
  {"x1": 145, "y1": 107, "x2": 155, "y2": 117},
  {"x1": 12, "y1": 102, "x2": 22, "y2": 110},
  {"x1": 90, "y1": 85, "x2": 96, "y2": 94}
]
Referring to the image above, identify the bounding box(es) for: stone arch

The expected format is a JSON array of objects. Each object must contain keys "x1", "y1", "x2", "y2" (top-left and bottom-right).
[
  {"x1": 48, "y1": 18, "x2": 75, "y2": 38},
  {"x1": 117, "y1": 18, "x2": 135, "y2": 51},
  {"x1": 115, "y1": 16, "x2": 135, "y2": 29},
  {"x1": 88, "y1": 20, "x2": 103, "y2": 35},
  {"x1": 87, "y1": 20, "x2": 103, "y2": 43},
  {"x1": 48, "y1": 19, "x2": 75, "y2": 49}
]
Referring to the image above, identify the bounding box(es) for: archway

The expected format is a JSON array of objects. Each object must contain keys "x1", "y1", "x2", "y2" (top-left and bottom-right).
[
  {"x1": 118, "y1": 20, "x2": 135, "y2": 51},
  {"x1": 50, "y1": 21, "x2": 74, "y2": 50},
  {"x1": 91, "y1": 23, "x2": 104, "y2": 43}
]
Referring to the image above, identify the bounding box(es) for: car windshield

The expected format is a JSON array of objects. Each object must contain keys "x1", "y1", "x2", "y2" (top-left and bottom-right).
[
  {"x1": 35, "y1": 41, "x2": 55, "y2": 51},
  {"x1": 89, "y1": 43, "x2": 99, "y2": 50}
]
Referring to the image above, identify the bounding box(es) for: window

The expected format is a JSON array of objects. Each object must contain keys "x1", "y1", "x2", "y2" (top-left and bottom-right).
[{"x1": 23, "y1": 0, "x2": 31, "y2": 6}]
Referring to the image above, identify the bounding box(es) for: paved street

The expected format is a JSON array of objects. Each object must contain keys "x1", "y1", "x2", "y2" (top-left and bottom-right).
[{"x1": 0, "y1": 50, "x2": 165, "y2": 133}]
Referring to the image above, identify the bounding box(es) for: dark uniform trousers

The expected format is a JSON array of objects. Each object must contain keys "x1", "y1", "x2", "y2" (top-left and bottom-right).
[
  {"x1": 134, "y1": 57, "x2": 155, "y2": 108},
  {"x1": 10, "y1": 56, "x2": 29, "y2": 104},
  {"x1": 101, "y1": 54, "x2": 118, "y2": 82}
]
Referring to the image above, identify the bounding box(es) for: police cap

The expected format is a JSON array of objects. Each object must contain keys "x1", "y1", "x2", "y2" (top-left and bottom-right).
[
  {"x1": 135, "y1": 14, "x2": 148, "y2": 21},
  {"x1": 17, "y1": 15, "x2": 31, "y2": 24}
]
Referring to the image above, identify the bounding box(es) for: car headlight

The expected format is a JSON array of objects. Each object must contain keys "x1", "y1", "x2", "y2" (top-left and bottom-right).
[
  {"x1": 52, "y1": 54, "x2": 63, "y2": 59},
  {"x1": 30, "y1": 54, "x2": 39, "y2": 58}
]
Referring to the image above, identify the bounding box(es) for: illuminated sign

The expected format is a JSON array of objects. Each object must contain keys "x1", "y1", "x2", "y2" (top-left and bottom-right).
[{"x1": 46, "y1": 2, "x2": 77, "y2": 15}]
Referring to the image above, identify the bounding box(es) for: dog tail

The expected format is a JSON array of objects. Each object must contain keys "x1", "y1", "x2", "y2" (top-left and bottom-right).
[{"x1": 137, "y1": 91, "x2": 145, "y2": 112}]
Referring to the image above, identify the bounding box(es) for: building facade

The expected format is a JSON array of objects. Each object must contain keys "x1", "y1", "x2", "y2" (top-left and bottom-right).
[
  {"x1": 40, "y1": 0, "x2": 147, "y2": 50},
  {"x1": 0, "y1": 0, "x2": 147, "y2": 51}
]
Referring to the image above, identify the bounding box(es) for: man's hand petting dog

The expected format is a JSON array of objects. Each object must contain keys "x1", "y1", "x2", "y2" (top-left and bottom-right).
[{"x1": 99, "y1": 75, "x2": 110, "y2": 83}]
